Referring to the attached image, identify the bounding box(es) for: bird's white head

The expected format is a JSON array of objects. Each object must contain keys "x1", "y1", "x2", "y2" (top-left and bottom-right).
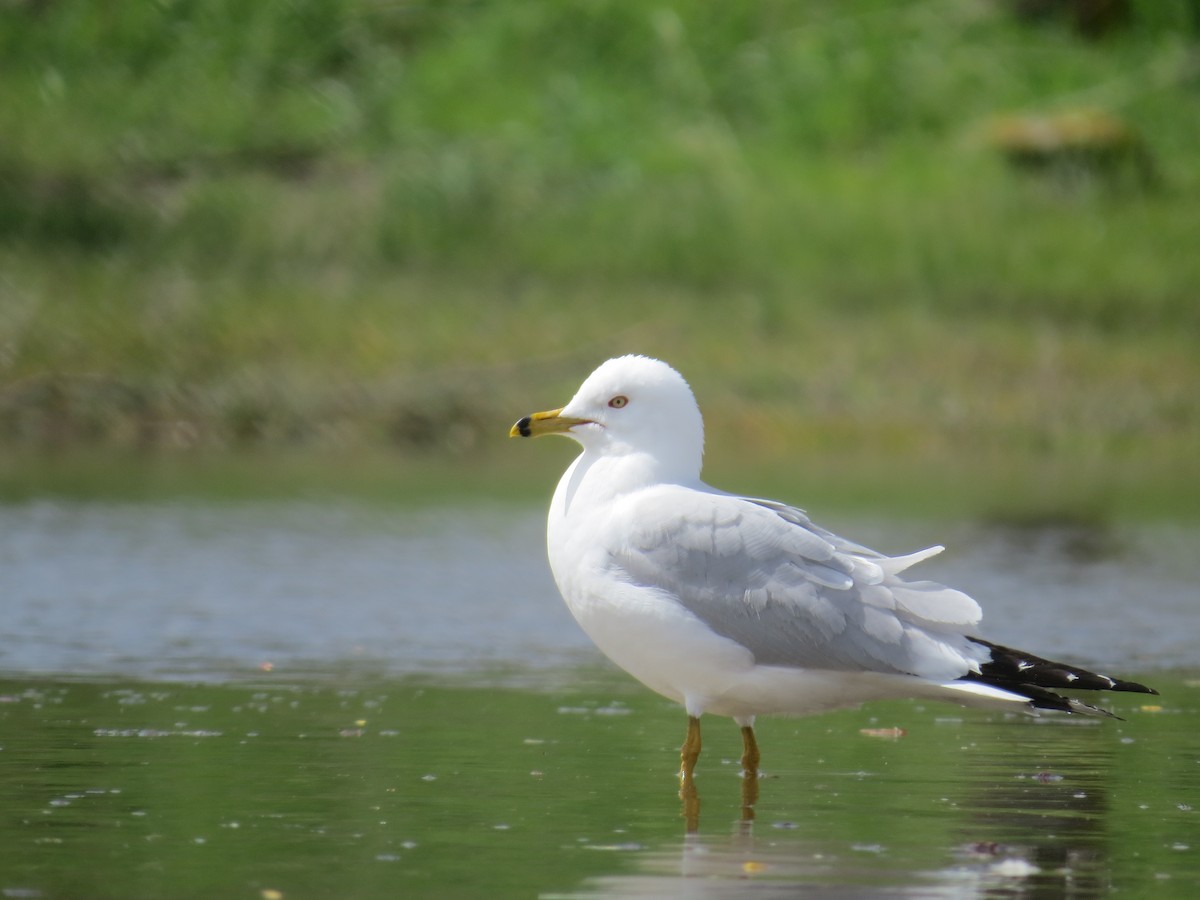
[{"x1": 511, "y1": 355, "x2": 705, "y2": 482}]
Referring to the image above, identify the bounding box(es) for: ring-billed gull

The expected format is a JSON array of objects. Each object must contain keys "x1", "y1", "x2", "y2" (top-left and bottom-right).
[{"x1": 510, "y1": 355, "x2": 1156, "y2": 783}]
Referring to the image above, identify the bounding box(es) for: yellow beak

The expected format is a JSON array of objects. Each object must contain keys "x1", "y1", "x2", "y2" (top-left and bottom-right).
[{"x1": 509, "y1": 408, "x2": 591, "y2": 438}]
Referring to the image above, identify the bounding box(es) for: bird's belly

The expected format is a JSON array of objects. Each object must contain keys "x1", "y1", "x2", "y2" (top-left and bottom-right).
[
  {"x1": 562, "y1": 581, "x2": 933, "y2": 719},
  {"x1": 563, "y1": 581, "x2": 755, "y2": 713}
]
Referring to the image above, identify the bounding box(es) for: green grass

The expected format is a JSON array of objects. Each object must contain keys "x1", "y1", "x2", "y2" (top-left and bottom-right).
[{"x1": 1, "y1": 0, "x2": 1198, "y2": 516}]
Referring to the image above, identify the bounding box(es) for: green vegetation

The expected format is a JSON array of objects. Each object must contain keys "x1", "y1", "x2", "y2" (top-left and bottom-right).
[{"x1": 2, "y1": 0, "x2": 1198, "y2": 516}]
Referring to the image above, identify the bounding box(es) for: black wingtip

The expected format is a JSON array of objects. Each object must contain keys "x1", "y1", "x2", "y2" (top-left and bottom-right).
[
  {"x1": 1110, "y1": 677, "x2": 1158, "y2": 696},
  {"x1": 964, "y1": 637, "x2": 1157, "y2": 714}
]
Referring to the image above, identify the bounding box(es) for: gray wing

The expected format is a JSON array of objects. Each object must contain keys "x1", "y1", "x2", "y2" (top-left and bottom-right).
[{"x1": 610, "y1": 487, "x2": 986, "y2": 681}]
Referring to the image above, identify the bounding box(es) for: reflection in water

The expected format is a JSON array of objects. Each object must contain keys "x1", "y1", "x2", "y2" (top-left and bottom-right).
[
  {"x1": 1, "y1": 503, "x2": 1197, "y2": 897},
  {"x1": 678, "y1": 717, "x2": 760, "y2": 833},
  {"x1": 0, "y1": 677, "x2": 1195, "y2": 899},
  {"x1": 951, "y1": 720, "x2": 1114, "y2": 899},
  {"x1": 679, "y1": 762, "x2": 760, "y2": 836},
  {"x1": 570, "y1": 716, "x2": 1142, "y2": 899},
  {"x1": 568, "y1": 826, "x2": 1065, "y2": 898}
]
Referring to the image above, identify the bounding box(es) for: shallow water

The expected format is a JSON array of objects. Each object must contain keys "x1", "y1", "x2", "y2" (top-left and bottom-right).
[
  {"x1": 1, "y1": 674, "x2": 1197, "y2": 899},
  {"x1": 0, "y1": 501, "x2": 581, "y2": 679},
  {"x1": 0, "y1": 500, "x2": 1197, "y2": 897},
  {"x1": 3, "y1": 501, "x2": 1196, "y2": 679}
]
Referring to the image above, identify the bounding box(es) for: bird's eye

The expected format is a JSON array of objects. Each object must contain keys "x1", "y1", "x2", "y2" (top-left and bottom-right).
[{"x1": 608, "y1": 395, "x2": 629, "y2": 409}]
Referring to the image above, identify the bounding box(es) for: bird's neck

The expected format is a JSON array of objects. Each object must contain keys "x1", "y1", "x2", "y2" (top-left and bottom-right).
[{"x1": 552, "y1": 449, "x2": 699, "y2": 519}]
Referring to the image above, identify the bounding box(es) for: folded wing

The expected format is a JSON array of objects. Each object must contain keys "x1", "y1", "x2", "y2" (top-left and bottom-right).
[{"x1": 610, "y1": 487, "x2": 988, "y2": 682}]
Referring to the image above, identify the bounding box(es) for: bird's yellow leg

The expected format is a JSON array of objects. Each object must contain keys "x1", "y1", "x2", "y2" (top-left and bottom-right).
[
  {"x1": 739, "y1": 725, "x2": 760, "y2": 821},
  {"x1": 740, "y1": 725, "x2": 760, "y2": 775},
  {"x1": 679, "y1": 771, "x2": 700, "y2": 833},
  {"x1": 679, "y1": 716, "x2": 702, "y2": 832},
  {"x1": 680, "y1": 716, "x2": 702, "y2": 781}
]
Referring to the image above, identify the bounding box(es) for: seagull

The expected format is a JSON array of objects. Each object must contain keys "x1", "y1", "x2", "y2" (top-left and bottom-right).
[{"x1": 510, "y1": 355, "x2": 1156, "y2": 783}]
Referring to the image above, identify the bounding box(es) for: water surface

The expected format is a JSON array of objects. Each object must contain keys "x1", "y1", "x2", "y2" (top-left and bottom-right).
[
  {"x1": 3, "y1": 501, "x2": 1195, "y2": 679},
  {"x1": 1, "y1": 674, "x2": 1196, "y2": 899},
  {"x1": 0, "y1": 500, "x2": 1196, "y2": 897}
]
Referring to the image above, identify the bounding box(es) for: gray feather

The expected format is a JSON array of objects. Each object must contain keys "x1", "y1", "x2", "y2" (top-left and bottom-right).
[{"x1": 610, "y1": 487, "x2": 985, "y2": 680}]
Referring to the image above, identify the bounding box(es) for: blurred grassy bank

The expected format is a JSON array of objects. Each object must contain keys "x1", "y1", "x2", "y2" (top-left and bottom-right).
[{"x1": 1, "y1": 0, "x2": 1198, "y2": 518}]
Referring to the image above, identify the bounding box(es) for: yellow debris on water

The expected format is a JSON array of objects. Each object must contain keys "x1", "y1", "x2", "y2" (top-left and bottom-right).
[{"x1": 859, "y1": 727, "x2": 907, "y2": 739}]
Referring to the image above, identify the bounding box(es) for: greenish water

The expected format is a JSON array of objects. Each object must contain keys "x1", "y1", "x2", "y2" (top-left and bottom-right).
[
  {"x1": 1, "y1": 500, "x2": 1197, "y2": 896},
  {"x1": 1, "y1": 673, "x2": 1196, "y2": 899}
]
